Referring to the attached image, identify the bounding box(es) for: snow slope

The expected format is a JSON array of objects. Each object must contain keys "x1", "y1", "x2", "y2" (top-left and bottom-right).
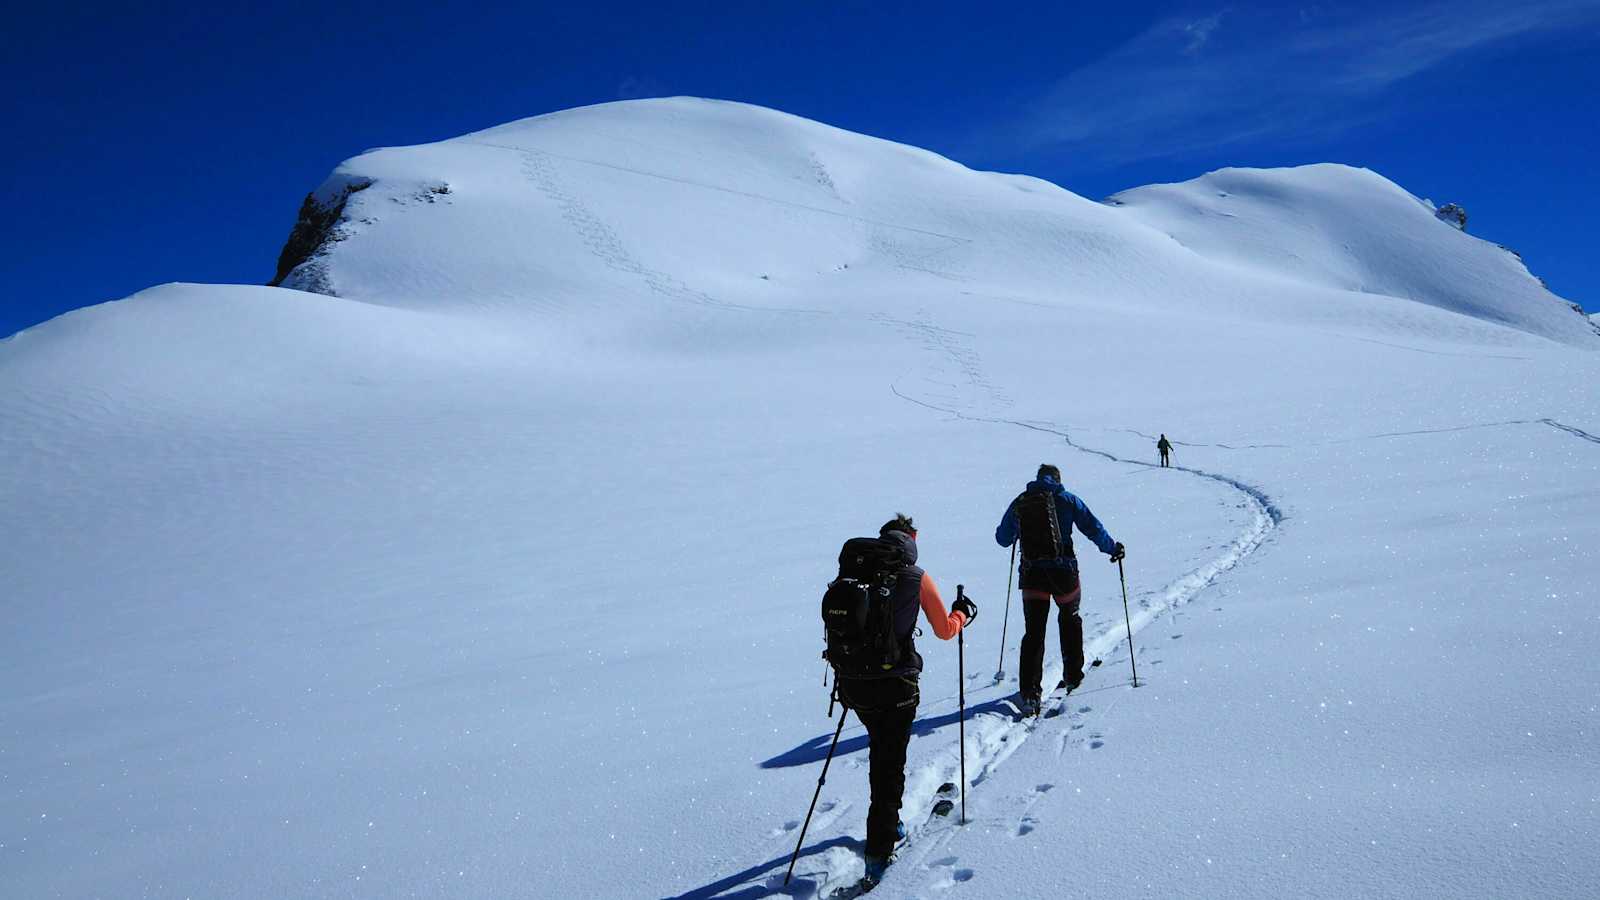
[
  {"x1": 1106, "y1": 164, "x2": 1588, "y2": 343},
  {"x1": 3, "y1": 98, "x2": 1597, "y2": 899}
]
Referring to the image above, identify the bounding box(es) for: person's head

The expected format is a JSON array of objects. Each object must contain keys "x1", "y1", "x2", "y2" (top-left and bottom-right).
[
  {"x1": 880, "y1": 513, "x2": 917, "y2": 539},
  {"x1": 1036, "y1": 463, "x2": 1061, "y2": 483}
]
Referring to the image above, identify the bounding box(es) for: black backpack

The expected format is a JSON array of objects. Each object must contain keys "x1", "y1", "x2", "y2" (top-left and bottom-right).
[
  {"x1": 821, "y1": 537, "x2": 910, "y2": 678},
  {"x1": 1015, "y1": 490, "x2": 1067, "y2": 563}
]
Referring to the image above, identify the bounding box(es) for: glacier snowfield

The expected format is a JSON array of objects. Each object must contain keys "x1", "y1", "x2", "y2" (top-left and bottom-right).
[{"x1": 3, "y1": 99, "x2": 1596, "y2": 899}]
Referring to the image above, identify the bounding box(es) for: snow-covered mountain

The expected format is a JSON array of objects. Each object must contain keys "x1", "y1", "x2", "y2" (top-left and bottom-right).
[
  {"x1": 3, "y1": 98, "x2": 1597, "y2": 899},
  {"x1": 276, "y1": 99, "x2": 1591, "y2": 346},
  {"x1": 1106, "y1": 164, "x2": 1586, "y2": 342}
]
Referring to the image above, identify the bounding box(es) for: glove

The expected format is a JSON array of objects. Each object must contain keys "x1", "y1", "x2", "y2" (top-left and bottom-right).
[
  {"x1": 952, "y1": 595, "x2": 978, "y2": 624},
  {"x1": 1109, "y1": 542, "x2": 1126, "y2": 563}
]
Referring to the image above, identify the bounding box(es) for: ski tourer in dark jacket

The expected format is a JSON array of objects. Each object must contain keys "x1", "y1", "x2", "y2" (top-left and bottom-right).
[
  {"x1": 857, "y1": 526, "x2": 968, "y2": 678},
  {"x1": 833, "y1": 514, "x2": 974, "y2": 884}
]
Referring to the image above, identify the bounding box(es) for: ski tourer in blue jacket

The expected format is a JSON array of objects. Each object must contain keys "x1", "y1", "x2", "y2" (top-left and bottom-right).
[
  {"x1": 995, "y1": 464, "x2": 1124, "y2": 708},
  {"x1": 994, "y1": 471, "x2": 1120, "y2": 570}
]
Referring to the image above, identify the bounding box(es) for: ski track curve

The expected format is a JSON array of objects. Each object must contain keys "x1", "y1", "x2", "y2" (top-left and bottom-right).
[
  {"x1": 1539, "y1": 417, "x2": 1600, "y2": 444},
  {"x1": 831, "y1": 402, "x2": 1596, "y2": 898},
  {"x1": 857, "y1": 387, "x2": 1280, "y2": 898},
  {"x1": 722, "y1": 385, "x2": 1283, "y2": 900},
  {"x1": 678, "y1": 321, "x2": 1592, "y2": 897}
]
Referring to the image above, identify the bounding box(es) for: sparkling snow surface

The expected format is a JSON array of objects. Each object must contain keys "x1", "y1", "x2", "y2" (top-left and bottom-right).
[{"x1": 2, "y1": 99, "x2": 1597, "y2": 899}]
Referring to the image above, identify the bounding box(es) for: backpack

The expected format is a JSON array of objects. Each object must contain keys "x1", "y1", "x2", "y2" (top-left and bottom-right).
[
  {"x1": 821, "y1": 537, "x2": 910, "y2": 678},
  {"x1": 1015, "y1": 490, "x2": 1067, "y2": 563}
]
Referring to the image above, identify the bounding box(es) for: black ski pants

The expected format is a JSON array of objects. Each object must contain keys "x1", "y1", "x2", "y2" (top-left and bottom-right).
[
  {"x1": 836, "y1": 675, "x2": 919, "y2": 859},
  {"x1": 1018, "y1": 565, "x2": 1084, "y2": 699}
]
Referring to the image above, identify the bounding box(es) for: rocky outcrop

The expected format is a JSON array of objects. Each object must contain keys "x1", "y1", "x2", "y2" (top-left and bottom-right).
[
  {"x1": 269, "y1": 179, "x2": 372, "y2": 289},
  {"x1": 1434, "y1": 202, "x2": 1467, "y2": 230}
]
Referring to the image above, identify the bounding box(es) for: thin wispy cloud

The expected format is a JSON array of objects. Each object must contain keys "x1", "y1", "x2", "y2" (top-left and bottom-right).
[
  {"x1": 1182, "y1": 10, "x2": 1227, "y2": 55},
  {"x1": 995, "y1": 0, "x2": 1600, "y2": 168}
]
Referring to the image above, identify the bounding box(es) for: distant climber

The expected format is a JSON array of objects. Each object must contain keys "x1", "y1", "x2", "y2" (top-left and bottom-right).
[
  {"x1": 821, "y1": 514, "x2": 975, "y2": 885},
  {"x1": 1158, "y1": 434, "x2": 1173, "y2": 467},
  {"x1": 995, "y1": 466, "x2": 1123, "y2": 715}
]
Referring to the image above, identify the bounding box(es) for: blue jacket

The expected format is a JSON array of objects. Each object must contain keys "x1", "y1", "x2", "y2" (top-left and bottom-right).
[{"x1": 995, "y1": 477, "x2": 1117, "y2": 568}]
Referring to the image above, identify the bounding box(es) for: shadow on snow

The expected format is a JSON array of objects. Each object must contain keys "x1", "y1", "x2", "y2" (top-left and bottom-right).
[
  {"x1": 661, "y1": 835, "x2": 858, "y2": 899},
  {"x1": 759, "y1": 698, "x2": 1015, "y2": 769}
]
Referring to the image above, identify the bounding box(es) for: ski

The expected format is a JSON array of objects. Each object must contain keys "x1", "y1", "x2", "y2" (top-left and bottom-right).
[
  {"x1": 1030, "y1": 685, "x2": 1065, "y2": 723},
  {"x1": 1043, "y1": 658, "x2": 1101, "y2": 718},
  {"x1": 1011, "y1": 682, "x2": 1065, "y2": 723},
  {"x1": 829, "y1": 783, "x2": 957, "y2": 897},
  {"x1": 1040, "y1": 683, "x2": 1077, "y2": 719}
]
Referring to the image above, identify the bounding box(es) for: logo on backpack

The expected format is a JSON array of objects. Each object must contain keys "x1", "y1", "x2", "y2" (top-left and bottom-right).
[{"x1": 821, "y1": 537, "x2": 909, "y2": 678}]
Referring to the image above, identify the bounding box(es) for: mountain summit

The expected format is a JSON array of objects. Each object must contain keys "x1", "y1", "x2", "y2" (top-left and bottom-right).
[{"x1": 274, "y1": 97, "x2": 1591, "y2": 343}]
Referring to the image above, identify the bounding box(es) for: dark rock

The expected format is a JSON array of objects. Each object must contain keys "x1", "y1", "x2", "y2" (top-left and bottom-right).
[
  {"x1": 269, "y1": 180, "x2": 372, "y2": 288},
  {"x1": 1434, "y1": 202, "x2": 1467, "y2": 231}
]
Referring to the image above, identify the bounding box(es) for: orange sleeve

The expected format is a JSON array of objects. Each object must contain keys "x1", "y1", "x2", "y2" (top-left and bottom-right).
[{"x1": 919, "y1": 573, "x2": 967, "y2": 640}]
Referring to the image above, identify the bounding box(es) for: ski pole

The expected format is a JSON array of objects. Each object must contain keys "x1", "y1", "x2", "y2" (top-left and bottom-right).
[
  {"x1": 784, "y1": 700, "x2": 850, "y2": 887},
  {"x1": 957, "y1": 585, "x2": 968, "y2": 827},
  {"x1": 1118, "y1": 558, "x2": 1139, "y2": 688},
  {"x1": 995, "y1": 541, "x2": 1015, "y2": 680}
]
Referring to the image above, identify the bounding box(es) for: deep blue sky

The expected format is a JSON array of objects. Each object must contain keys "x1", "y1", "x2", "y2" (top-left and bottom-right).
[{"x1": 3, "y1": 1, "x2": 1597, "y2": 337}]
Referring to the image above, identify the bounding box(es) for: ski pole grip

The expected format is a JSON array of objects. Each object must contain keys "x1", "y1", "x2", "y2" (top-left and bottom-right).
[{"x1": 957, "y1": 584, "x2": 965, "y2": 600}]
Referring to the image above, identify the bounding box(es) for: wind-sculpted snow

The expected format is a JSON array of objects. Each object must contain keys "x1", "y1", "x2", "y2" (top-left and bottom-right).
[{"x1": 3, "y1": 99, "x2": 1599, "y2": 899}]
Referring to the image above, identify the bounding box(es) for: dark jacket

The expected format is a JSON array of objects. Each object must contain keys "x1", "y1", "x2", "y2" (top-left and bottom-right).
[
  {"x1": 853, "y1": 529, "x2": 967, "y2": 679},
  {"x1": 994, "y1": 477, "x2": 1117, "y2": 570}
]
